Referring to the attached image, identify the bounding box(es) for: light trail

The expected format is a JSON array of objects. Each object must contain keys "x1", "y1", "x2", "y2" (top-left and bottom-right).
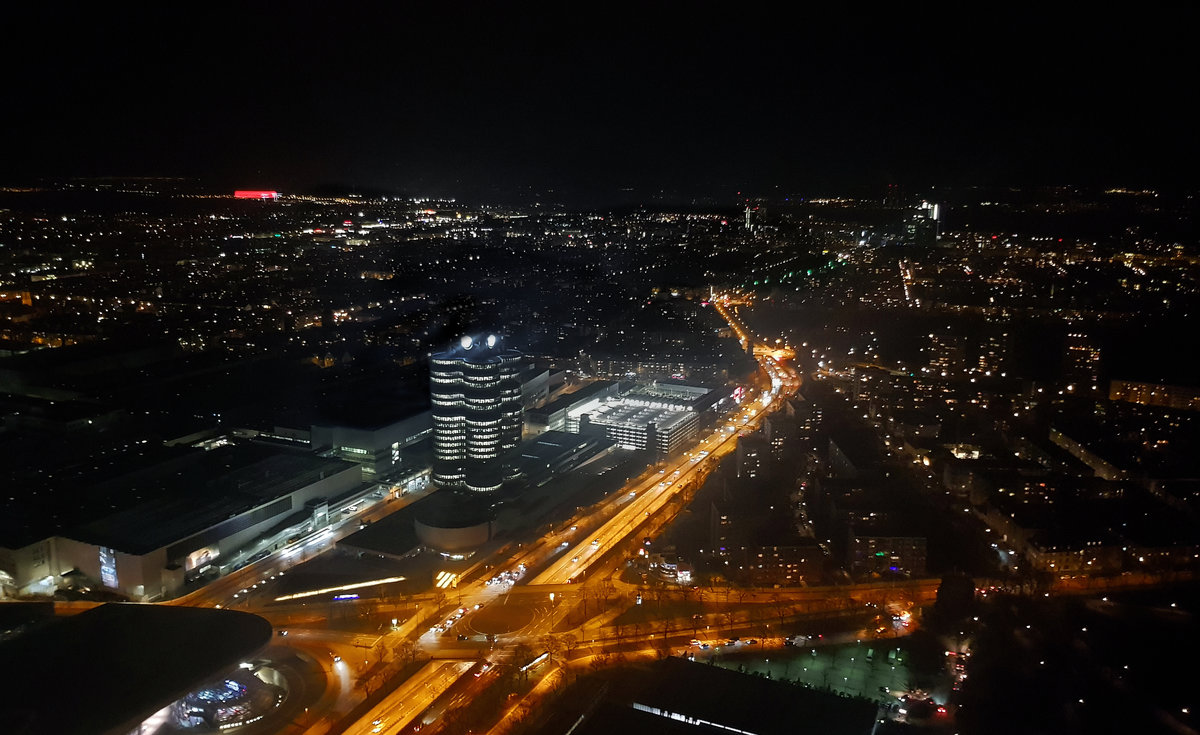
[
  {"x1": 273, "y1": 575, "x2": 406, "y2": 602},
  {"x1": 343, "y1": 660, "x2": 474, "y2": 735}
]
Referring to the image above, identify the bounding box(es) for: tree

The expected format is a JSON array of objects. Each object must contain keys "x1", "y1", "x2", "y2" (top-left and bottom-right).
[
  {"x1": 614, "y1": 622, "x2": 628, "y2": 650},
  {"x1": 578, "y1": 584, "x2": 592, "y2": 619},
  {"x1": 539, "y1": 634, "x2": 562, "y2": 659},
  {"x1": 770, "y1": 592, "x2": 789, "y2": 629},
  {"x1": 598, "y1": 579, "x2": 616, "y2": 607},
  {"x1": 650, "y1": 579, "x2": 667, "y2": 607},
  {"x1": 560, "y1": 633, "x2": 578, "y2": 659},
  {"x1": 512, "y1": 643, "x2": 535, "y2": 681},
  {"x1": 905, "y1": 629, "x2": 946, "y2": 689},
  {"x1": 654, "y1": 634, "x2": 671, "y2": 659},
  {"x1": 394, "y1": 640, "x2": 418, "y2": 664},
  {"x1": 934, "y1": 574, "x2": 975, "y2": 626}
]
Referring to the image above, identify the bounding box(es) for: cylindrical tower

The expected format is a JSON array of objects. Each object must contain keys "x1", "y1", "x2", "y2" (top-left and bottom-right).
[{"x1": 430, "y1": 335, "x2": 523, "y2": 491}]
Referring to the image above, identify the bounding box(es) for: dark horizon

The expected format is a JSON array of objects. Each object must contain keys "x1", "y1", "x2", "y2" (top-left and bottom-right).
[{"x1": 4, "y1": 5, "x2": 1198, "y2": 205}]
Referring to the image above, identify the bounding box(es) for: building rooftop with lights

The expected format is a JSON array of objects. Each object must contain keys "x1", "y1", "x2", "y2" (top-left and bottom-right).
[{"x1": 563, "y1": 381, "x2": 722, "y2": 458}]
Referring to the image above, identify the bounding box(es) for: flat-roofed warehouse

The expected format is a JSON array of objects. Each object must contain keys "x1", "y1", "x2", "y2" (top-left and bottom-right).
[
  {"x1": 0, "y1": 444, "x2": 361, "y2": 600},
  {"x1": 566, "y1": 381, "x2": 722, "y2": 457}
]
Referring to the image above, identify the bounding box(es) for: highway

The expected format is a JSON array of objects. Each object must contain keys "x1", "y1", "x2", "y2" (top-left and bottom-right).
[
  {"x1": 530, "y1": 296, "x2": 799, "y2": 586},
  {"x1": 192, "y1": 290, "x2": 807, "y2": 733},
  {"x1": 532, "y1": 300, "x2": 796, "y2": 586},
  {"x1": 343, "y1": 659, "x2": 474, "y2": 735},
  {"x1": 529, "y1": 391, "x2": 779, "y2": 585}
]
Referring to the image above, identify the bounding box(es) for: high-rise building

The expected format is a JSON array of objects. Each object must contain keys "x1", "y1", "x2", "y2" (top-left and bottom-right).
[
  {"x1": 736, "y1": 433, "x2": 769, "y2": 479},
  {"x1": 976, "y1": 330, "x2": 1009, "y2": 375},
  {"x1": 430, "y1": 335, "x2": 524, "y2": 492},
  {"x1": 903, "y1": 201, "x2": 939, "y2": 246},
  {"x1": 1064, "y1": 332, "x2": 1101, "y2": 392},
  {"x1": 926, "y1": 332, "x2": 967, "y2": 376}
]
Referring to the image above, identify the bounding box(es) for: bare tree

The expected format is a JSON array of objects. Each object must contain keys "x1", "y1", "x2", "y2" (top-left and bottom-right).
[
  {"x1": 578, "y1": 584, "x2": 592, "y2": 619},
  {"x1": 394, "y1": 640, "x2": 417, "y2": 664},
  {"x1": 614, "y1": 622, "x2": 628, "y2": 650},
  {"x1": 560, "y1": 633, "x2": 578, "y2": 659},
  {"x1": 539, "y1": 634, "x2": 562, "y2": 659},
  {"x1": 770, "y1": 592, "x2": 791, "y2": 631},
  {"x1": 598, "y1": 579, "x2": 615, "y2": 607}
]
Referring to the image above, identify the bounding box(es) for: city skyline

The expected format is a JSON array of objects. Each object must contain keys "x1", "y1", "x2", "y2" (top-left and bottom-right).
[
  {"x1": 3, "y1": 7, "x2": 1200, "y2": 735},
  {"x1": 2, "y1": 174, "x2": 1199, "y2": 735}
]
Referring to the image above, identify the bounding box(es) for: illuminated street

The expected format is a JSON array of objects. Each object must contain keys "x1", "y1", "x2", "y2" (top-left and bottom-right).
[
  {"x1": 343, "y1": 659, "x2": 474, "y2": 735},
  {"x1": 4, "y1": 25, "x2": 1196, "y2": 731}
]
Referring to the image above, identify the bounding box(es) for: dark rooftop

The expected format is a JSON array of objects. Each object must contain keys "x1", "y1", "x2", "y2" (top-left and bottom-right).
[
  {"x1": 337, "y1": 496, "x2": 425, "y2": 558},
  {"x1": 75, "y1": 447, "x2": 357, "y2": 554},
  {"x1": 527, "y1": 380, "x2": 618, "y2": 419},
  {"x1": 0, "y1": 603, "x2": 272, "y2": 735},
  {"x1": 565, "y1": 657, "x2": 877, "y2": 735},
  {"x1": 1, "y1": 442, "x2": 357, "y2": 553}
]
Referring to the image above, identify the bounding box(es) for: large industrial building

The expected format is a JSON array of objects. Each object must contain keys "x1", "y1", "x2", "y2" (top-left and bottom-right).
[
  {"x1": 430, "y1": 335, "x2": 524, "y2": 492},
  {"x1": 563, "y1": 380, "x2": 722, "y2": 458},
  {"x1": 0, "y1": 444, "x2": 362, "y2": 600},
  {"x1": 526, "y1": 379, "x2": 621, "y2": 434},
  {"x1": 310, "y1": 406, "x2": 432, "y2": 477}
]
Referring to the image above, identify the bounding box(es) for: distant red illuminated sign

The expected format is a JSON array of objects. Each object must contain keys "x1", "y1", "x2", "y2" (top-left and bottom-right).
[{"x1": 234, "y1": 190, "x2": 279, "y2": 200}]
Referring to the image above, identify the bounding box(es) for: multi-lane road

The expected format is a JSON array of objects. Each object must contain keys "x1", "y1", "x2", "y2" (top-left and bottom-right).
[
  {"x1": 531, "y1": 297, "x2": 799, "y2": 586},
  {"x1": 343, "y1": 659, "x2": 474, "y2": 735},
  {"x1": 529, "y1": 386, "x2": 788, "y2": 585},
  {"x1": 185, "y1": 291, "x2": 805, "y2": 733}
]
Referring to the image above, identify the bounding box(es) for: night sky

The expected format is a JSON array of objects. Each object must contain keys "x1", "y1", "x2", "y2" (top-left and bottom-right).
[{"x1": 4, "y1": 5, "x2": 1197, "y2": 204}]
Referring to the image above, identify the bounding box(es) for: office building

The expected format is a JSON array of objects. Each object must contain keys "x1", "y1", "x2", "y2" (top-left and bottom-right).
[
  {"x1": 1064, "y1": 332, "x2": 1101, "y2": 391},
  {"x1": 926, "y1": 332, "x2": 967, "y2": 376},
  {"x1": 1109, "y1": 380, "x2": 1200, "y2": 412},
  {"x1": 736, "y1": 433, "x2": 769, "y2": 479},
  {"x1": 430, "y1": 335, "x2": 524, "y2": 492}
]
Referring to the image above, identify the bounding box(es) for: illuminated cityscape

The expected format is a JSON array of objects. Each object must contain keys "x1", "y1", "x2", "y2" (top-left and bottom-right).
[{"x1": 1, "y1": 7, "x2": 1198, "y2": 735}]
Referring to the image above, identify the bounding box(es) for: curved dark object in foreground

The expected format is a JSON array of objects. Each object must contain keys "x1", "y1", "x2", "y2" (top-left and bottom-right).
[{"x1": 0, "y1": 602, "x2": 272, "y2": 735}]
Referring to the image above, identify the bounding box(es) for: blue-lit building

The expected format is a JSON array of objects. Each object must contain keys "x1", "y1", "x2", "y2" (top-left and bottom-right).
[{"x1": 430, "y1": 335, "x2": 524, "y2": 492}]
